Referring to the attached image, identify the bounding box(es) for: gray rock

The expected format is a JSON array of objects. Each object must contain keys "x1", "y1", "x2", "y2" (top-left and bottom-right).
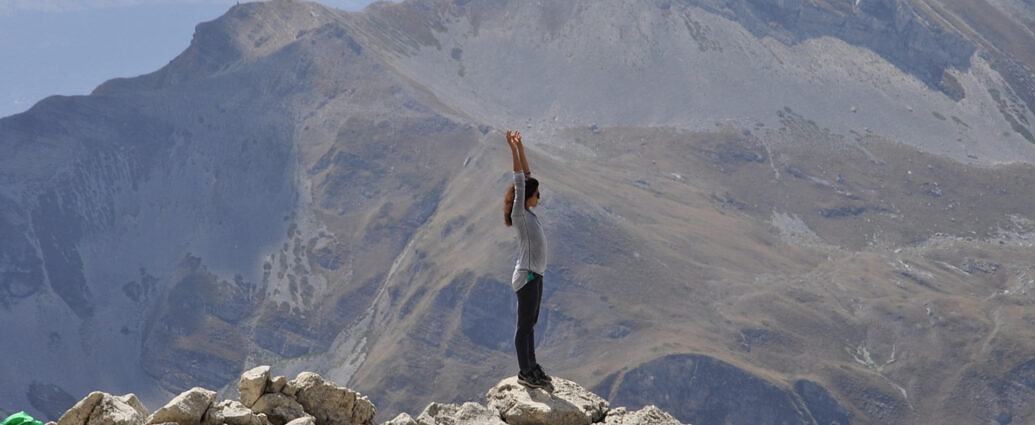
[
  {"x1": 202, "y1": 400, "x2": 268, "y2": 425},
  {"x1": 415, "y1": 402, "x2": 506, "y2": 425},
  {"x1": 58, "y1": 392, "x2": 149, "y2": 425},
  {"x1": 601, "y1": 406, "x2": 686, "y2": 425},
  {"x1": 146, "y1": 387, "x2": 217, "y2": 425},
  {"x1": 268, "y1": 376, "x2": 288, "y2": 394},
  {"x1": 240, "y1": 366, "x2": 272, "y2": 408},
  {"x1": 486, "y1": 377, "x2": 608, "y2": 425},
  {"x1": 286, "y1": 372, "x2": 375, "y2": 425},
  {"x1": 251, "y1": 393, "x2": 308, "y2": 425}
]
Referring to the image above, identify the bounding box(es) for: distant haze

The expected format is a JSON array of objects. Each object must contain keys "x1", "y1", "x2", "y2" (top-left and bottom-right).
[{"x1": 0, "y1": 0, "x2": 384, "y2": 118}]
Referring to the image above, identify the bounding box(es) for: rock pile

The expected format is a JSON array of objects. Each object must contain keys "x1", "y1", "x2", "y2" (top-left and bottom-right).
[
  {"x1": 382, "y1": 376, "x2": 683, "y2": 425},
  {"x1": 53, "y1": 367, "x2": 374, "y2": 425},
  {"x1": 49, "y1": 367, "x2": 685, "y2": 425}
]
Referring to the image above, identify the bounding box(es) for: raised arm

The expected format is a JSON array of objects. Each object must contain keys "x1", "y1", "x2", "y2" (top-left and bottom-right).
[
  {"x1": 508, "y1": 130, "x2": 522, "y2": 172},
  {"x1": 507, "y1": 130, "x2": 528, "y2": 224},
  {"x1": 514, "y1": 130, "x2": 531, "y2": 175}
]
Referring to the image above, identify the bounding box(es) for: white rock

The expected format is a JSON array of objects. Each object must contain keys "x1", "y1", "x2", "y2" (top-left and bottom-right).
[
  {"x1": 379, "y1": 413, "x2": 416, "y2": 425},
  {"x1": 486, "y1": 377, "x2": 608, "y2": 425},
  {"x1": 284, "y1": 417, "x2": 316, "y2": 425},
  {"x1": 58, "y1": 392, "x2": 150, "y2": 425},
  {"x1": 146, "y1": 387, "x2": 216, "y2": 425},
  {"x1": 202, "y1": 400, "x2": 268, "y2": 425},
  {"x1": 240, "y1": 366, "x2": 272, "y2": 408},
  {"x1": 105, "y1": 394, "x2": 150, "y2": 425},
  {"x1": 452, "y1": 402, "x2": 505, "y2": 425},
  {"x1": 286, "y1": 372, "x2": 375, "y2": 425},
  {"x1": 602, "y1": 406, "x2": 687, "y2": 425},
  {"x1": 416, "y1": 402, "x2": 506, "y2": 425},
  {"x1": 250, "y1": 393, "x2": 308, "y2": 425}
]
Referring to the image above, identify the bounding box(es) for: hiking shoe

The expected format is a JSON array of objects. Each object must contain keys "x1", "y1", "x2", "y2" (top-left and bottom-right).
[
  {"x1": 517, "y1": 370, "x2": 549, "y2": 389},
  {"x1": 532, "y1": 364, "x2": 553, "y2": 382}
]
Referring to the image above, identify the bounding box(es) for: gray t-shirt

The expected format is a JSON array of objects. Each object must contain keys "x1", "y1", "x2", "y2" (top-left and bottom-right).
[{"x1": 511, "y1": 171, "x2": 547, "y2": 291}]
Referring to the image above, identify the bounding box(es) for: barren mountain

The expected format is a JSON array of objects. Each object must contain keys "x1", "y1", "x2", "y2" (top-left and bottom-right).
[{"x1": 2, "y1": 0, "x2": 1035, "y2": 424}]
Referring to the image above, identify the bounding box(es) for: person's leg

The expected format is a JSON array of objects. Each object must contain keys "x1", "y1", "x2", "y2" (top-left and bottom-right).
[
  {"x1": 530, "y1": 277, "x2": 552, "y2": 381},
  {"x1": 515, "y1": 278, "x2": 540, "y2": 373},
  {"x1": 527, "y1": 275, "x2": 543, "y2": 367}
]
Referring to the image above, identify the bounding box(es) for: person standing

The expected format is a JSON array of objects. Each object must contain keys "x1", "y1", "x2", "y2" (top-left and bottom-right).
[{"x1": 503, "y1": 130, "x2": 552, "y2": 389}]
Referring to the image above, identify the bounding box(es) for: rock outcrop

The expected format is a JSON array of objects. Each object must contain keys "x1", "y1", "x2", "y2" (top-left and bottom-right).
[
  {"x1": 239, "y1": 367, "x2": 272, "y2": 408},
  {"x1": 56, "y1": 392, "x2": 148, "y2": 425},
  {"x1": 381, "y1": 402, "x2": 506, "y2": 425},
  {"x1": 145, "y1": 387, "x2": 216, "y2": 425},
  {"x1": 486, "y1": 377, "x2": 609, "y2": 425},
  {"x1": 50, "y1": 367, "x2": 685, "y2": 425},
  {"x1": 284, "y1": 373, "x2": 374, "y2": 425}
]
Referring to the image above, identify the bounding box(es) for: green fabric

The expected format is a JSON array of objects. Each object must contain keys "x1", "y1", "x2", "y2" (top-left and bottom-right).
[{"x1": 2, "y1": 411, "x2": 44, "y2": 425}]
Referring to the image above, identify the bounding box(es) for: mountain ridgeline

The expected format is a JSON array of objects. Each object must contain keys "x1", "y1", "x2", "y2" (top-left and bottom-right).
[{"x1": 2, "y1": 0, "x2": 1035, "y2": 424}]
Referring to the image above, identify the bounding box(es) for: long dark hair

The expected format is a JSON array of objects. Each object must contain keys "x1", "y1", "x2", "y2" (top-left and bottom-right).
[{"x1": 504, "y1": 177, "x2": 539, "y2": 227}]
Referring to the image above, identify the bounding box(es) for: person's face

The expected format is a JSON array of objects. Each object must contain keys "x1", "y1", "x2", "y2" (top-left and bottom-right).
[{"x1": 526, "y1": 190, "x2": 540, "y2": 208}]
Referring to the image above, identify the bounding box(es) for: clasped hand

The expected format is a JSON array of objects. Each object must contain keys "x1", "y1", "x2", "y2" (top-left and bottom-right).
[{"x1": 506, "y1": 130, "x2": 523, "y2": 149}]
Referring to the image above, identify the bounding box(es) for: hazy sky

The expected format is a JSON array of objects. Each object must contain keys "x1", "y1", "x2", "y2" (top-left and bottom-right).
[
  {"x1": 0, "y1": 0, "x2": 386, "y2": 118},
  {"x1": 0, "y1": 0, "x2": 381, "y2": 14}
]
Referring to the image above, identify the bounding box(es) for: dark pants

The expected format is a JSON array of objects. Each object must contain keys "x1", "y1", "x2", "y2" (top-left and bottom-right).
[{"x1": 515, "y1": 273, "x2": 543, "y2": 373}]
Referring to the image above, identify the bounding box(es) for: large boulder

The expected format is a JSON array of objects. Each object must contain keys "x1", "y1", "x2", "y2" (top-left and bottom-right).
[
  {"x1": 415, "y1": 402, "x2": 506, "y2": 425},
  {"x1": 286, "y1": 372, "x2": 375, "y2": 425},
  {"x1": 602, "y1": 406, "x2": 687, "y2": 425},
  {"x1": 201, "y1": 400, "x2": 268, "y2": 425},
  {"x1": 486, "y1": 377, "x2": 608, "y2": 425},
  {"x1": 146, "y1": 387, "x2": 217, "y2": 425},
  {"x1": 57, "y1": 392, "x2": 149, "y2": 425},
  {"x1": 240, "y1": 366, "x2": 272, "y2": 408},
  {"x1": 251, "y1": 393, "x2": 310, "y2": 425}
]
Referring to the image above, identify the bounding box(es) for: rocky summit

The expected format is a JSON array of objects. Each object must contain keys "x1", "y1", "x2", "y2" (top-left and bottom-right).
[{"x1": 46, "y1": 367, "x2": 685, "y2": 425}]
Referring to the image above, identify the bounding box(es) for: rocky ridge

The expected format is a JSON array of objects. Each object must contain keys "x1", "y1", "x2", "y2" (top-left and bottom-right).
[{"x1": 49, "y1": 366, "x2": 685, "y2": 425}]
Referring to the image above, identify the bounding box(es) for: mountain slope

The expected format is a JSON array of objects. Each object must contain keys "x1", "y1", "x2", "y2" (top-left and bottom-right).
[
  {"x1": 1, "y1": 0, "x2": 482, "y2": 416},
  {"x1": 2, "y1": 0, "x2": 1035, "y2": 424},
  {"x1": 346, "y1": 0, "x2": 1035, "y2": 161}
]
